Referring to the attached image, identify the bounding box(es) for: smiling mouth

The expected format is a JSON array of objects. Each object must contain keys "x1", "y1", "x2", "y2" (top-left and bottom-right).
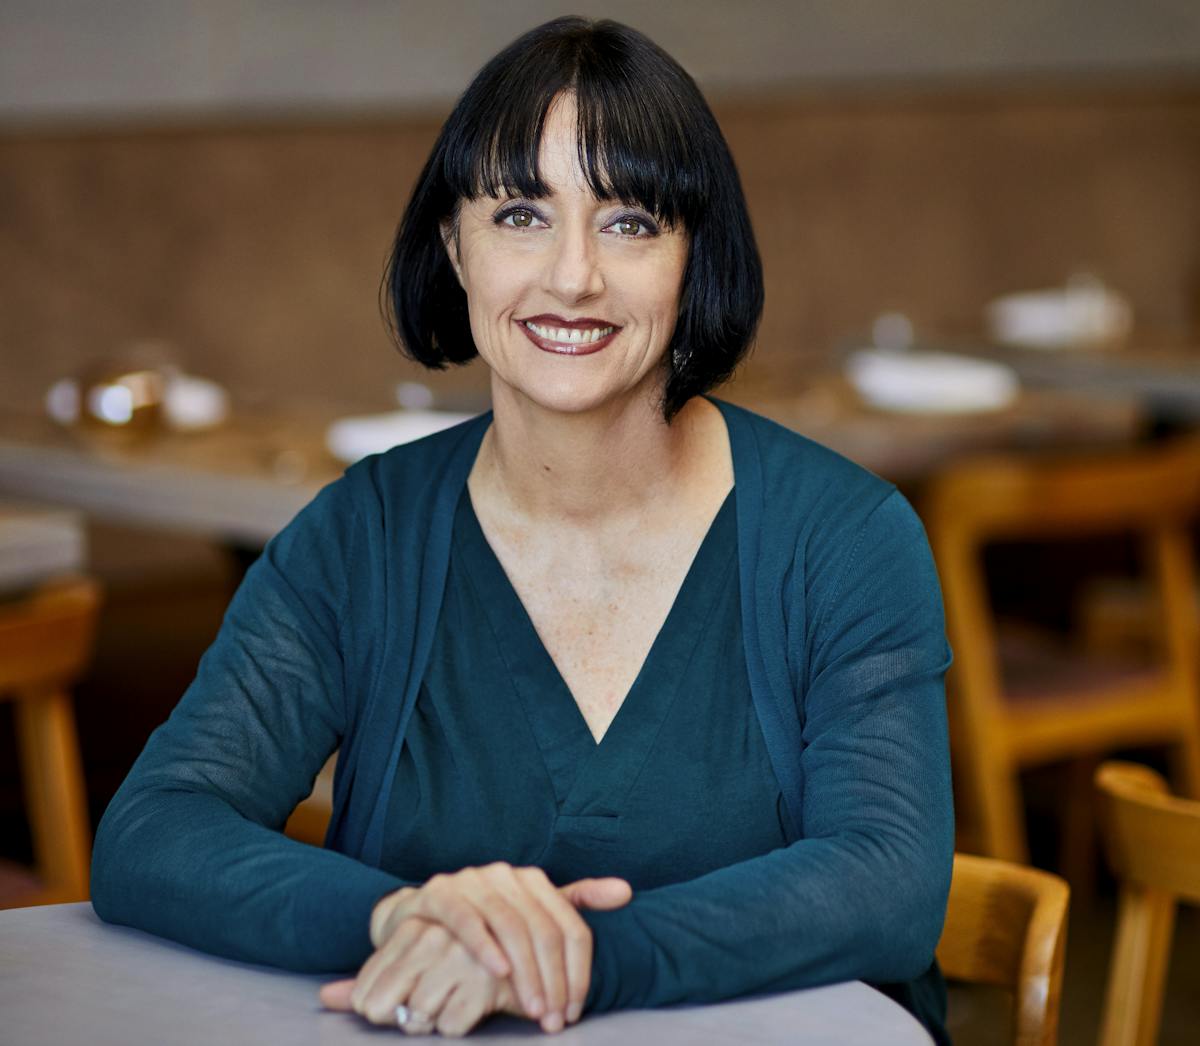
[{"x1": 518, "y1": 318, "x2": 619, "y2": 356}]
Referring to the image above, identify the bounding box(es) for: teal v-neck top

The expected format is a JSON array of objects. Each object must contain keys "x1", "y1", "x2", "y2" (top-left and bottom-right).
[
  {"x1": 384, "y1": 488, "x2": 790, "y2": 887},
  {"x1": 92, "y1": 401, "x2": 953, "y2": 1042}
]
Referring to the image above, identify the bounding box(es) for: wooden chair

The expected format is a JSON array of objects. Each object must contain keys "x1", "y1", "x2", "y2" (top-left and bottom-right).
[
  {"x1": 937, "y1": 852, "x2": 1070, "y2": 1046},
  {"x1": 283, "y1": 752, "x2": 336, "y2": 845},
  {"x1": 1095, "y1": 760, "x2": 1200, "y2": 1046},
  {"x1": 924, "y1": 437, "x2": 1200, "y2": 865},
  {"x1": 1080, "y1": 574, "x2": 1200, "y2": 660},
  {"x1": 0, "y1": 577, "x2": 101, "y2": 907}
]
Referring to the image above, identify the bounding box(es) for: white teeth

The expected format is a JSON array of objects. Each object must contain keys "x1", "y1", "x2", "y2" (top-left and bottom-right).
[{"x1": 525, "y1": 322, "x2": 615, "y2": 344}]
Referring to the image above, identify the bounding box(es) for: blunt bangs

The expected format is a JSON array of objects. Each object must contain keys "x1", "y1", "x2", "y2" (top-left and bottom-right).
[
  {"x1": 442, "y1": 27, "x2": 709, "y2": 229},
  {"x1": 386, "y1": 16, "x2": 764, "y2": 419}
]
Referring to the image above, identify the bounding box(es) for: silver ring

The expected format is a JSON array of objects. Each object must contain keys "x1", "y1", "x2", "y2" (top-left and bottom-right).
[{"x1": 394, "y1": 1004, "x2": 431, "y2": 1031}]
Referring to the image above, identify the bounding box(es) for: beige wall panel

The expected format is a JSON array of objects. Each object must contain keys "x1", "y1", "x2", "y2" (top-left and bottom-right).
[{"x1": 2, "y1": 85, "x2": 1198, "y2": 411}]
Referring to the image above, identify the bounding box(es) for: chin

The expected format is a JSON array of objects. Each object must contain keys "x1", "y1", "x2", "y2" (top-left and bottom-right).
[
  {"x1": 487, "y1": 345, "x2": 670, "y2": 418},
  {"x1": 503, "y1": 374, "x2": 661, "y2": 419},
  {"x1": 522, "y1": 386, "x2": 622, "y2": 417}
]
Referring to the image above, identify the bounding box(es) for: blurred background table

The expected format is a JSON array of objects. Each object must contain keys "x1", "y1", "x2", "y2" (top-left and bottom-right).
[
  {"x1": 0, "y1": 377, "x2": 1143, "y2": 546},
  {"x1": 974, "y1": 341, "x2": 1200, "y2": 424},
  {"x1": 736, "y1": 377, "x2": 1143, "y2": 486},
  {"x1": 0, "y1": 903, "x2": 934, "y2": 1046},
  {"x1": 0, "y1": 407, "x2": 331, "y2": 547}
]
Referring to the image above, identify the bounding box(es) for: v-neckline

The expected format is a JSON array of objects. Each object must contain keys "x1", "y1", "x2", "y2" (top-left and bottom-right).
[{"x1": 455, "y1": 485, "x2": 737, "y2": 811}]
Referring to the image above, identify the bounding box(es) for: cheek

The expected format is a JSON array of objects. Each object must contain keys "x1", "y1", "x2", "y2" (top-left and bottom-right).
[
  {"x1": 633, "y1": 255, "x2": 687, "y2": 330},
  {"x1": 461, "y1": 254, "x2": 526, "y2": 329},
  {"x1": 645, "y1": 236, "x2": 688, "y2": 304}
]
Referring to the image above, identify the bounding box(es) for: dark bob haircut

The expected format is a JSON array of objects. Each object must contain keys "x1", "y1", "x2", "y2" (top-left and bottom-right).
[{"x1": 385, "y1": 16, "x2": 763, "y2": 420}]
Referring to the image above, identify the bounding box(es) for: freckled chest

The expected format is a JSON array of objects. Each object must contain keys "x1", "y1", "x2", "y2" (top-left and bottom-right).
[{"x1": 475, "y1": 516, "x2": 717, "y2": 743}]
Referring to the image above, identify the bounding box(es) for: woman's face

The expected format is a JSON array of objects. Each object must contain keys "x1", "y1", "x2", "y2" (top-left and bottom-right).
[{"x1": 444, "y1": 95, "x2": 689, "y2": 420}]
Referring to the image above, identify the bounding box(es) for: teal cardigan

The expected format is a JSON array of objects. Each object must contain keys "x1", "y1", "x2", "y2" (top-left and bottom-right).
[{"x1": 92, "y1": 399, "x2": 953, "y2": 1024}]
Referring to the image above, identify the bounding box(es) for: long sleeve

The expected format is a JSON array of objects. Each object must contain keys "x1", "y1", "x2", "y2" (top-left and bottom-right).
[
  {"x1": 90, "y1": 478, "x2": 407, "y2": 972},
  {"x1": 582, "y1": 490, "x2": 954, "y2": 1010}
]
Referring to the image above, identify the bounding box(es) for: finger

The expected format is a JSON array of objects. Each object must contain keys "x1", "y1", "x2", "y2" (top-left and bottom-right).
[
  {"x1": 535, "y1": 883, "x2": 595, "y2": 1025},
  {"x1": 357, "y1": 922, "x2": 450, "y2": 1025},
  {"x1": 489, "y1": 866, "x2": 562, "y2": 1021},
  {"x1": 446, "y1": 877, "x2": 544, "y2": 1019},
  {"x1": 318, "y1": 979, "x2": 355, "y2": 1011},
  {"x1": 395, "y1": 1004, "x2": 437, "y2": 1037},
  {"x1": 414, "y1": 877, "x2": 512, "y2": 979},
  {"x1": 559, "y1": 876, "x2": 633, "y2": 911},
  {"x1": 508, "y1": 867, "x2": 570, "y2": 1030},
  {"x1": 406, "y1": 954, "x2": 469, "y2": 1034},
  {"x1": 350, "y1": 917, "x2": 427, "y2": 1013},
  {"x1": 435, "y1": 980, "x2": 492, "y2": 1039}
]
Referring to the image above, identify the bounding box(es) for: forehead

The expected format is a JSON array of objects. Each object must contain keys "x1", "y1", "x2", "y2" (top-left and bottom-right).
[{"x1": 531, "y1": 95, "x2": 591, "y2": 196}]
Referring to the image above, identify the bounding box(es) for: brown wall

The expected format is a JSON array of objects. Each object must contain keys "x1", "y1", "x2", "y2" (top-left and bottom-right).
[{"x1": 3, "y1": 81, "x2": 1199, "y2": 412}]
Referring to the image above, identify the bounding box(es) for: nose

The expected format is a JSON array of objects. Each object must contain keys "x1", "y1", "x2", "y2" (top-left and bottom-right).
[{"x1": 545, "y1": 222, "x2": 604, "y2": 303}]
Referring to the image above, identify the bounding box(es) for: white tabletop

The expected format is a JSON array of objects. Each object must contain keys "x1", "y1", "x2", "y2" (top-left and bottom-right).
[
  {"x1": 0, "y1": 503, "x2": 84, "y2": 593},
  {"x1": 0, "y1": 904, "x2": 933, "y2": 1045}
]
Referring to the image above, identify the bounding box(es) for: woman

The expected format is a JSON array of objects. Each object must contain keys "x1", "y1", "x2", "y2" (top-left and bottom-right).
[{"x1": 91, "y1": 16, "x2": 954, "y2": 1041}]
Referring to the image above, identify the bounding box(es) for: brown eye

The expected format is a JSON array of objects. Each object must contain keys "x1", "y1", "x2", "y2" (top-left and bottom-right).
[
  {"x1": 616, "y1": 218, "x2": 642, "y2": 236},
  {"x1": 507, "y1": 209, "x2": 534, "y2": 228}
]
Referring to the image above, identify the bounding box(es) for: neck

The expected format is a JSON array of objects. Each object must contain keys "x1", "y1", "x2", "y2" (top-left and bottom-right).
[{"x1": 470, "y1": 381, "x2": 710, "y2": 526}]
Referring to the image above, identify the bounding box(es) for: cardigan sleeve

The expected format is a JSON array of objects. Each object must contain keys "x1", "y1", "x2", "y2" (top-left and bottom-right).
[
  {"x1": 581, "y1": 489, "x2": 954, "y2": 1010},
  {"x1": 90, "y1": 478, "x2": 407, "y2": 972}
]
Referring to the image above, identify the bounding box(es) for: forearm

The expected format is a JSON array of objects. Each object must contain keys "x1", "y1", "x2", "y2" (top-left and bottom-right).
[
  {"x1": 581, "y1": 825, "x2": 947, "y2": 1012},
  {"x1": 91, "y1": 786, "x2": 408, "y2": 972}
]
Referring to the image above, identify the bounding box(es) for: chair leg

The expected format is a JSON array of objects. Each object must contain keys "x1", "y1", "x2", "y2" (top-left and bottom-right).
[
  {"x1": 965, "y1": 744, "x2": 1029, "y2": 863},
  {"x1": 14, "y1": 688, "x2": 92, "y2": 902},
  {"x1": 1057, "y1": 756, "x2": 1099, "y2": 908},
  {"x1": 1098, "y1": 885, "x2": 1176, "y2": 1046}
]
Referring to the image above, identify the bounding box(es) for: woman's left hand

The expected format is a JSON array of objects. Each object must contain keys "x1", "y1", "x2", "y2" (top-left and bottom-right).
[{"x1": 319, "y1": 916, "x2": 522, "y2": 1037}]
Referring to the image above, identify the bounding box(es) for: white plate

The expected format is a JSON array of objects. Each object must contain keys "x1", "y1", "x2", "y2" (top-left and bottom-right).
[
  {"x1": 845, "y1": 348, "x2": 1020, "y2": 414},
  {"x1": 325, "y1": 409, "x2": 478, "y2": 463}
]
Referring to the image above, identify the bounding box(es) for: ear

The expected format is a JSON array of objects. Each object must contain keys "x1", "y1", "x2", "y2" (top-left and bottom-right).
[{"x1": 440, "y1": 218, "x2": 465, "y2": 289}]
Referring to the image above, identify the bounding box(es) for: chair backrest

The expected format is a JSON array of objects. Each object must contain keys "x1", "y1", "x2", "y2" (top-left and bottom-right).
[
  {"x1": 925, "y1": 437, "x2": 1200, "y2": 686},
  {"x1": 926, "y1": 434, "x2": 1200, "y2": 671},
  {"x1": 937, "y1": 852, "x2": 1070, "y2": 1046},
  {"x1": 1095, "y1": 761, "x2": 1200, "y2": 1046},
  {"x1": 923, "y1": 438, "x2": 1200, "y2": 854},
  {"x1": 924, "y1": 435, "x2": 1200, "y2": 543},
  {"x1": 0, "y1": 577, "x2": 102, "y2": 694}
]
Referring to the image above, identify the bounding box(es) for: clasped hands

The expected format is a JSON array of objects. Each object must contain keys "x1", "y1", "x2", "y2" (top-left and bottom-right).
[{"x1": 320, "y1": 863, "x2": 632, "y2": 1037}]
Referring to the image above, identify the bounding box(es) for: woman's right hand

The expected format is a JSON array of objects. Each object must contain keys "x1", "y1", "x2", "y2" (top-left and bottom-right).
[
  {"x1": 370, "y1": 865, "x2": 632, "y2": 1032},
  {"x1": 321, "y1": 916, "x2": 522, "y2": 1036}
]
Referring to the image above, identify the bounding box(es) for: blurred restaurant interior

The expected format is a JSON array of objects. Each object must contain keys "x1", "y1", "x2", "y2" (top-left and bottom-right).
[{"x1": 2, "y1": 1, "x2": 1200, "y2": 1042}]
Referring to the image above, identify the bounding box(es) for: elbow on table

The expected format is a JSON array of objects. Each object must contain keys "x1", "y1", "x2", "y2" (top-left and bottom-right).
[
  {"x1": 89, "y1": 874, "x2": 123, "y2": 929},
  {"x1": 863, "y1": 909, "x2": 943, "y2": 983},
  {"x1": 874, "y1": 891, "x2": 949, "y2": 982},
  {"x1": 89, "y1": 789, "x2": 153, "y2": 928},
  {"x1": 89, "y1": 808, "x2": 126, "y2": 925},
  {"x1": 845, "y1": 850, "x2": 950, "y2": 983}
]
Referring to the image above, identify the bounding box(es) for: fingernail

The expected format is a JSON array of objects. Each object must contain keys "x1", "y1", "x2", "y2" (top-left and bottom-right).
[
  {"x1": 567, "y1": 1002, "x2": 582, "y2": 1023},
  {"x1": 527, "y1": 994, "x2": 545, "y2": 1017},
  {"x1": 542, "y1": 1012, "x2": 564, "y2": 1033}
]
